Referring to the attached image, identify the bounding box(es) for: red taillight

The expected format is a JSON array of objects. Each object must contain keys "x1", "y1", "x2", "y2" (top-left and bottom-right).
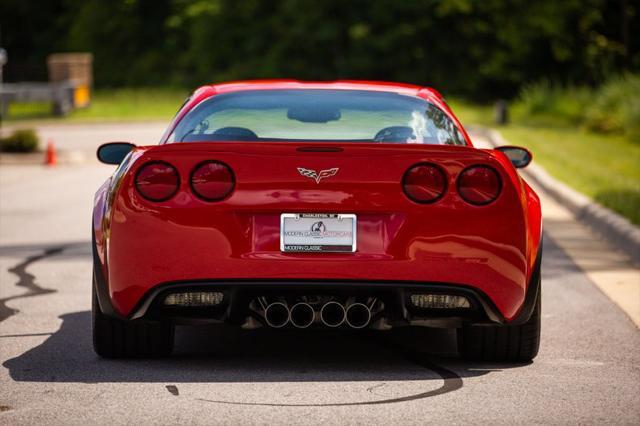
[
  {"x1": 457, "y1": 165, "x2": 502, "y2": 205},
  {"x1": 135, "y1": 161, "x2": 180, "y2": 201},
  {"x1": 190, "y1": 161, "x2": 235, "y2": 201},
  {"x1": 402, "y1": 163, "x2": 447, "y2": 203}
]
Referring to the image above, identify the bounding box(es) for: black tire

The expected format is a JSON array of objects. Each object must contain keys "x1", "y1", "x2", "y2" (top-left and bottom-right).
[
  {"x1": 457, "y1": 288, "x2": 541, "y2": 363},
  {"x1": 92, "y1": 281, "x2": 174, "y2": 358}
]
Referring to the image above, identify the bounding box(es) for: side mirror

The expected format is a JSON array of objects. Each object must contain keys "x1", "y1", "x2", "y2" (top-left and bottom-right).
[
  {"x1": 97, "y1": 142, "x2": 136, "y2": 165},
  {"x1": 495, "y1": 146, "x2": 532, "y2": 168}
]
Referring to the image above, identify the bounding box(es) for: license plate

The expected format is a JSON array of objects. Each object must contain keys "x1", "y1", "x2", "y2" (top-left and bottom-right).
[{"x1": 280, "y1": 213, "x2": 357, "y2": 253}]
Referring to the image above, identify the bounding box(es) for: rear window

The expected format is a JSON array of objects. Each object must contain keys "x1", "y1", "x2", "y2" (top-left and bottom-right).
[{"x1": 169, "y1": 89, "x2": 467, "y2": 145}]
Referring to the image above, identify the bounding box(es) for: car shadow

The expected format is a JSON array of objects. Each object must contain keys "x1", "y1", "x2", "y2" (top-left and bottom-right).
[{"x1": 3, "y1": 310, "x2": 528, "y2": 390}]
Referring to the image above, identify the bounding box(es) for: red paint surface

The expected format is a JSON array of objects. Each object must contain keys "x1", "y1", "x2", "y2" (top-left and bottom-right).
[{"x1": 94, "y1": 81, "x2": 541, "y2": 321}]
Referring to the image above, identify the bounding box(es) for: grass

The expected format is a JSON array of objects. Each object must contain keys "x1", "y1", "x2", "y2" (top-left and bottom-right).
[
  {"x1": 447, "y1": 99, "x2": 494, "y2": 127},
  {"x1": 4, "y1": 88, "x2": 189, "y2": 123},
  {"x1": 450, "y1": 99, "x2": 640, "y2": 225}
]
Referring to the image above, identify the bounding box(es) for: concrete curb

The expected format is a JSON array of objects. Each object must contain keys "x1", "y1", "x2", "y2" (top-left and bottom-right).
[{"x1": 480, "y1": 127, "x2": 640, "y2": 265}]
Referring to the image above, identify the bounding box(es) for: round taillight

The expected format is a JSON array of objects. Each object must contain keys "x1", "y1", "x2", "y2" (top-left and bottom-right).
[
  {"x1": 190, "y1": 161, "x2": 235, "y2": 201},
  {"x1": 135, "y1": 161, "x2": 180, "y2": 201},
  {"x1": 457, "y1": 165, "x2": 502, "y2": 205},
  {"x1": 402, "y1": 163, "x2": 447, "y2": 203}
]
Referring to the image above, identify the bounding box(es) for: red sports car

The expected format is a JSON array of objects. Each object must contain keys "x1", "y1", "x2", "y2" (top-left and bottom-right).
[{"x1": 92, "y1": 80, "x2": 542, "y2": 361}]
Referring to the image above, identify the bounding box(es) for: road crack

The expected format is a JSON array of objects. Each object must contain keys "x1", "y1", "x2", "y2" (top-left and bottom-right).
[{"x1": 0, "y1": 247, "x2": 63, "y2": 323}]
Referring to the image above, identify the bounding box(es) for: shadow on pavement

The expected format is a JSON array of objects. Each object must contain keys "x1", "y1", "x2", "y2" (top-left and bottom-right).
[
  {"x1": 542, "y1": 217, "x2": 636, "y2": 273},
  {"x1": 2, "y1": 310, "x2": 527, "y2": 386}
]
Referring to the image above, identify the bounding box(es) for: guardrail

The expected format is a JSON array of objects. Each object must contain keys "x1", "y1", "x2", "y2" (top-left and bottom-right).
[{"x1": 0, "y1": 80, "x2": 81, "y2": 117}]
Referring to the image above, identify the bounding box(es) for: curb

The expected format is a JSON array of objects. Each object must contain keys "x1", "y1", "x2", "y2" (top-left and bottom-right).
[{"x1": 480, "y1": 127, "x2": 640, "y2": 266}]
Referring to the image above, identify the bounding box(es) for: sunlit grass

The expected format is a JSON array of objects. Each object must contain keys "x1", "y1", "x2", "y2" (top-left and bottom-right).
[
  {"x1": 446, "y1": 99, "x2": 494, "y2": 128},
  {"x1": 5, "y1": 88, "x2": 189, "y2": 123}
]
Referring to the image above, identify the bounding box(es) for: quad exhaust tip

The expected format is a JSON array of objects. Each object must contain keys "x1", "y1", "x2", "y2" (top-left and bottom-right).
[
  {"x1": 289, "y1": 302, "x2": 315, "y2": 328},
  {"x1": 264, "y1": 302, "x2": 290, "y2": 328},
  {"x1": 320, "y1": 301, "x2": 346, "y2": 327},
  {"x1": 263, "y1": 300, "x2": 373, "y2": 329},
  {"x1": 345, "y1": 303, "x2": 371, "y2": 329}
]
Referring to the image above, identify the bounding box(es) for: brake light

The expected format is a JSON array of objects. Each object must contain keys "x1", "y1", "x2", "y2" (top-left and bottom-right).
[
  {"x1": 190, "y1": 161, "x2": 235, "y2": 201},
  {"x1": 402, "y1": 163, "x2": 447, "y2": 203},
  {"x1": 457, "y1": 165, "x2": 501, "y2": 205},
  {"x1": 135, "y1": 161, "x2": 180, "y2": 201}
]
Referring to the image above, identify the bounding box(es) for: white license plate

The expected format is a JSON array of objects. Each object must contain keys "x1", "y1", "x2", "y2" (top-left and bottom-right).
[{"x1": 280, "y1": 213, "x2": 357, "y2": 253}]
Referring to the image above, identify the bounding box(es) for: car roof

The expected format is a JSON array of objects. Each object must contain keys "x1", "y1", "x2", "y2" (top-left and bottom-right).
[{"x1": 203, "y1": 80, "x2": 443, "y2": 102}]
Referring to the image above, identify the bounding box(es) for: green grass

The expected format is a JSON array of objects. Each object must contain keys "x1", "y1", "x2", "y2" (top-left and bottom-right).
[
  {"x1": 447, "y1": 99, "x2": 494, "y2": 127},
  {"x1": 4, "y1": 88, "x2": 189, "y2": 123},
  {"x1": 450, "y1": 98, "x2": 640, "y2": 225}
]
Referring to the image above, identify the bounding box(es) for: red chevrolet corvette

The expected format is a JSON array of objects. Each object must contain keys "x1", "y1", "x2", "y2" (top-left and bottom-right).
[{"x1": 92, "y1": 80, "x2": 542, "y2": 361}]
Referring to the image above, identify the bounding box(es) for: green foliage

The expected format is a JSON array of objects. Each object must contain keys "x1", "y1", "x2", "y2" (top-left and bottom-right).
[
  {"x1": 1, "y1": 0, "x2": 638, "y2": 99},
  {"x1": 0, "y1": 129, "x2": 39, "y2": 153},
  {"x1": 584, "y1": 74, "x2": 640, "y2": 139},
  {"x1": 513, "y1": 74, "x2": 640, "y2": 141},
  {"x1": 515, "y1": 81, "x2": 591, "y2": 125}
]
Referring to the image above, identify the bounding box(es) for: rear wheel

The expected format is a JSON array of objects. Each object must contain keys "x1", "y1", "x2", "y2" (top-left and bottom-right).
[
  {"x1": 92, "y1": 281, "x2": 174, "y2": 358},
  {"x1": 457, "y1": 289, "x2": 541, "y2": 363}
]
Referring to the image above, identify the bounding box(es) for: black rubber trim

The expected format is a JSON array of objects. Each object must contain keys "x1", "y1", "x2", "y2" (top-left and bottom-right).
[
  {"x1": 92, "y1": 227, "x2": 120, "y2": 318},
  {"x1": 508, "y1": 241, "x2": 543, "y2": 325},
  {"x1": 296, "y1": 146, "x2": 344, "y2": 152}
]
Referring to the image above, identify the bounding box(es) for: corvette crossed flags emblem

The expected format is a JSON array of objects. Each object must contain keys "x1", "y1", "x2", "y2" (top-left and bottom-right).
[{"x1": 297, "y1": 167, "x2": 339, "y2": 183}]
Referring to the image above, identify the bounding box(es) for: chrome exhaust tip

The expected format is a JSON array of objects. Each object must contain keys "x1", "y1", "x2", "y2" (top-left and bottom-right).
[
  {"x1": 264, "y1": 302, "x2": 290, "y2": 328},
  {"x1": 345, "y1": 303, "x2": 371, "y2": 329},
  {"x1": 320, "y1": 301, "x2": 346, "y2": 327},
  {"x1": 289, "y1": 302, "x2": 315, "y2": 328}
]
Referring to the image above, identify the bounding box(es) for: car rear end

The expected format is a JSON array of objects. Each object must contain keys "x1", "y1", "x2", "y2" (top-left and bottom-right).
[
  {"x1": 101, "y1": 141, "x2": 535, "y2": 324},
  {"x1": 92, "y1": 82, "x2": 541, "y2": 361}
]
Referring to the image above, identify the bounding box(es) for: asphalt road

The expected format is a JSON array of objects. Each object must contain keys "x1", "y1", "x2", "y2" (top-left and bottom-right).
[{"x1": 0, "y1": 125, "x2": 639, "y2": 425}]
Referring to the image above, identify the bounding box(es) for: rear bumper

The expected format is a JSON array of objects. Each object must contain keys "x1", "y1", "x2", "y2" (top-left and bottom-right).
[
  {"x1": 94, "y1": 239, "x2": 542, "y2": 328},
  {"x1": 95, "y1": 278, "x2": 539, "y2": 328},
  {"x1": 132, "y1": 280, "x2": 504, "y2": 324},
  {"x1": 105, "y1": 232, "x2": 530, "y2": 321}
]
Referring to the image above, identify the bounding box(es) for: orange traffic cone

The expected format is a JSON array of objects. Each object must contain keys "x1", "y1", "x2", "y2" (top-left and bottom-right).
[{"x1": 45, "y1": 140, "x2": 57, "y2": 167}]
